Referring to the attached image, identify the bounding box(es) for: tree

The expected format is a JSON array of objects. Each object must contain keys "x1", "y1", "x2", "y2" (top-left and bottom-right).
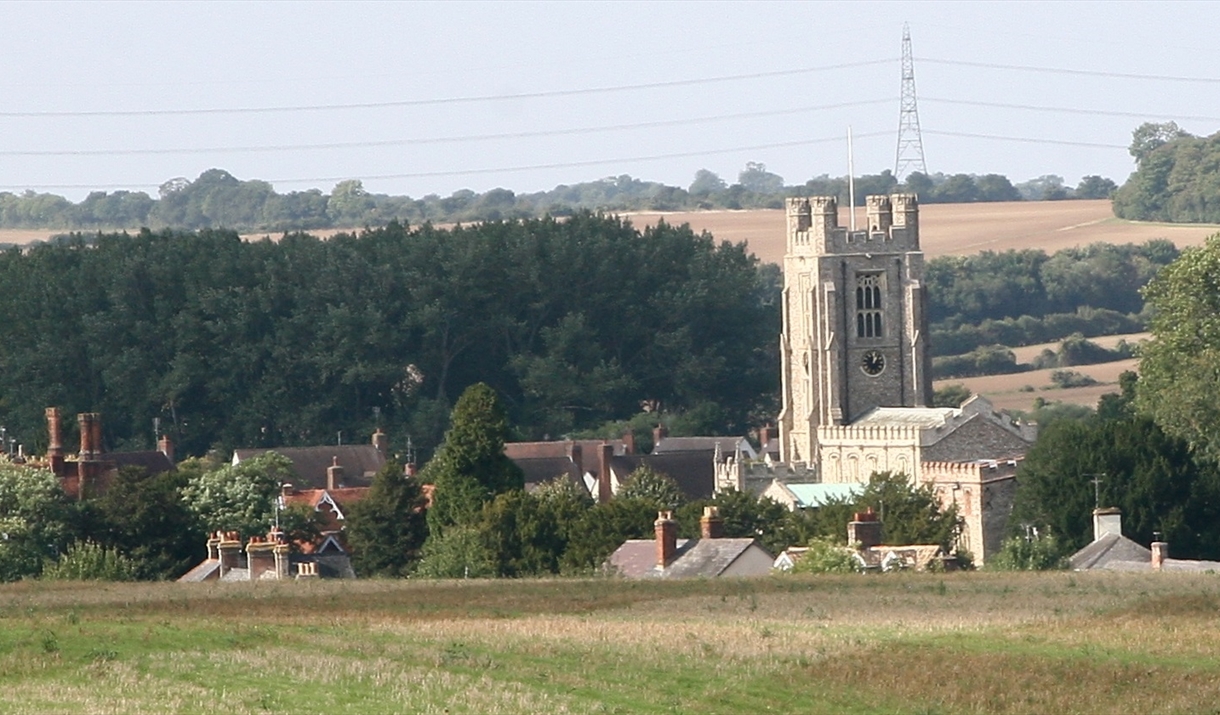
[
  {"x1": 0, "y1": 460, "x2": 73, "y2": 582},
  {"x1": 414, "y1": 525, "x2": 496, "y2": 578},
  {"x1": 345, "y1": 459, "x2": 430, "y2": 577},
  {"x1": 1137, "y1": 234, "x2": 1220, "y2": 459},
  {"x1": 1128, "y1": 121, "x2": 1189, "y2": 166},
  {"x1": 423, "y1": 383, "x2": 524, "y2": 535},
  {"x1": 87, "y1": 465, "x2": 204, "y2": 580},
  {"x1": 561, "y1": 497, "x2": 657, "y2": 573},
  {"x1": 689, "y1": 169, "x2": 727, "y2": 197},
  {"x1": 800, "y1": 472, "x2": 960, "y2": 551},
  {"x1": 1011, "y1": 415, "x2": 1220, "y2": 557},
  {"x1": 617, "y1": 466, "x2": 685, "y2": 509},
  {"x1": 933, "y1": 384, "x2": 972, "y2": 408},
  {"x1": 181, "y1": 452, "x2": 294, "y2": 538},
  {"x1": 1075, "y1": 175, "x2": 1117, "y2": 199},
  {"x1": 676, "y1": 489, "x2": 799, "y2": 555},
  {"x1": 737, "y1": 162, "x2": 784, "y2": 194},
  {"x1": 42, "y1": 541, "x2": 138, "y2": 581}
]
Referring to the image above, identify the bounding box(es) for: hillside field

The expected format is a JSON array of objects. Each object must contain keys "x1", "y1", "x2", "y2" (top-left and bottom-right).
[
  {"x1": 626, "y1": 199, "x2": 1220, "y2": 264},
  {"x1": 3, "y1": 573, "x2": 1220, "y2": 714}
]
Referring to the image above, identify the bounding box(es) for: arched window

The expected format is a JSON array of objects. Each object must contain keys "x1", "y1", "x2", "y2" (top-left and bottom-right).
[{"x1": 855, "y1": 273, "x2": 884, "y2": 338}]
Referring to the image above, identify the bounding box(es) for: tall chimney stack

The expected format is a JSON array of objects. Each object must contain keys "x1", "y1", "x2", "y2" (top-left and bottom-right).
[
  {"x1": 1151, "y1": 539, "x2": 1168, "y2": 571},
  {"x1": 78, "y1": 413, "x2": 93, "y2": 459},
  {"x1": 598, "y1": 443, "x2": 613, "y2": 503},
  {"x1": 327, "y1": 456, "x2": 344, "y2": 491},
  {"x1": 371, "y1": 427, "x2": 388, "y2": 455},
  {"x1": 652, "y1": 424, "x2": 668, "y2": 451},
  {"x1": 46, "y1": 407, "x2": 64, "y2": 473},
  {"x1": 655, "y1": 510, "x2": 677, "y2": 568}
]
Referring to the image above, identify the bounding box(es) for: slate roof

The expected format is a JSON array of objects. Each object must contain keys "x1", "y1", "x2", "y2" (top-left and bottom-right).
[
  {"x1": 1070, "y1": 533, "x2": 1220, "y2": 572},
  {"x1": 515, "y1": 457, "x2": 584, "y2": 491},
  {"x1": 107, "y1": 450, "x2": 176, "y2": 475},
  {"x1": 504, "y1": 439, "x2": 630, "y2": 460},
  {"x1": 177, "y1": 559, "x2": 221, "y2": 582},
  {"x1": 652, "y1": 436, "x2": 755, "y2": 459},
  {"x1": 1069, "y1": 532, "x2": 1152, "y2": 570},
  {"x1": 233, "y1": 445, "x2": 385, "y2": 489},
  {"x1": 611, "y1": 453, "x2": 716, "y2": 501},
  {"x1": 608, "y1": 538, "x2": 765, "y2": 578}
]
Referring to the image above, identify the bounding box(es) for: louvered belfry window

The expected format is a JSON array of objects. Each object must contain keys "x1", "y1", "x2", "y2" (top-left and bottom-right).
[{"x1": 855, "y1": 273, "x2": 884, "y2": 339}]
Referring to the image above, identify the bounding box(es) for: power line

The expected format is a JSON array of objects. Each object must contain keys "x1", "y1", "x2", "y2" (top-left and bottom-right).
[
  {"x1": 923, "y1": 129, "x2": 1126, "y2": 150},
  {"x1": 0, "y1": 99, "x2": 894, "y2": 157},
  {"x1": 0, "y1": 59, "x2": 896, "y2": 118},
  {"x1": 922, "y1": 96, "x2": 1220, "y2": 124},
  {"x1": 918, "y1": 57, "x2": 1220, "y2": 84},
  {"x1": 0, "y1": 130, "x2": 894, "y2": 191}
]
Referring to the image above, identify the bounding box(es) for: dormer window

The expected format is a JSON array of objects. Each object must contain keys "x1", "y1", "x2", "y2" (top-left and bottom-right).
[{"x1": 856, "y1": 273, "x2": 884, "y2": 338}]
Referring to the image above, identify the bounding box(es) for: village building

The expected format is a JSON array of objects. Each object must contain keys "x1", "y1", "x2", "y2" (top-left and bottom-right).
[
  {"x1": 1069, "y1": 507, "x2": 1220, "y2": 572},
  {"x1": 32, "y1": 407, "x2": 176, "y2": 500},
  {"x1": 607, "y1": 507, "x2": 773, "y2": 579}
]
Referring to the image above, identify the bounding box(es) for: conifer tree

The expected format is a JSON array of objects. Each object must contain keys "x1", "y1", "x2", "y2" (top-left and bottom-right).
[
  {"x1": 345, "y1": 459, "x2": 429, "y2": 577},
  {"x1": 423, "y1": 383, "x2": 523, "y2": 535}
]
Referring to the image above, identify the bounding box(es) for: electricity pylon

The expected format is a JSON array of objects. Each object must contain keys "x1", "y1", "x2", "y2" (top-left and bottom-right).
[{"x1": 894, "y1": 22, "x2": 928, "y2": 183}]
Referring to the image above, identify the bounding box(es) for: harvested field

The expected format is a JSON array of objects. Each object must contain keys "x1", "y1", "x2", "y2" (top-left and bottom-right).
[
  {"x1": 3, "y1": 573, "x2": 1220, "y2": 714},
  {"x1": 625, "y1": 200, "x2": 1220, "y2": 264},
  {"x1": 1007, "y1": 331, "x2": 1149, "y2": 364},
  {"x1": 936, "y1": 357, "x2": 1139, "y2": 413}
]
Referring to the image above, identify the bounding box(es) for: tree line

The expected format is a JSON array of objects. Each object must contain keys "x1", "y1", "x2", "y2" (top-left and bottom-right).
[
  {"x1": 0, "y1": 214, "x2": 776, "y2": 462},
  {"x1": 0, "y1": 164, "x2": 1116, "y2": 235},
  {"x1": 924, "y1": 240, "x2": 1176, "y2": 357}
]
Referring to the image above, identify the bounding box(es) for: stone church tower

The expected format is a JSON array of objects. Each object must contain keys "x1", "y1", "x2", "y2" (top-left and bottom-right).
[{"x1": 778, "y1": 194, "x2": 932, "y2": 465}]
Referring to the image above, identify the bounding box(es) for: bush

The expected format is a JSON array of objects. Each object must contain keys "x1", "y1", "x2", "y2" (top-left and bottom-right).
[
  {"x1": 788, "y1": 537, "x2": 860, "y2": 574},
  {"x1": 42, "y1": 541, "x2": 138, "y2": 581},
  {"x1": 415, "y1": 526, "x2": 497, "y2": 579},
  {"x1": 987, "y1": 534, "x2": 1069, "y2": 571},
  {"x1": 1050, "y1": 370, "x2": 1098, "y2": 389}
]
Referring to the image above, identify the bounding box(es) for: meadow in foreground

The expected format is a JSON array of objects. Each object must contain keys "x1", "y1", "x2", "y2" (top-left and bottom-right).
[{"x1": 1, "y1": 571, "x2": 1219, "y2": 714}]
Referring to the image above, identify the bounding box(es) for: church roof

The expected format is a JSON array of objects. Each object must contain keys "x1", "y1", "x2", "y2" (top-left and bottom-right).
[
  {"x1": 786, "y1": 482, "x2": 863, "y2": 508},
  {"x1": 851, "y1": 406, "x2": 958, "y2": 429}
]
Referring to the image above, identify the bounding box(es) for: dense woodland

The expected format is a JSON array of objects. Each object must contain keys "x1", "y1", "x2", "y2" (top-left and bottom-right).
[
  {"x1": 0, "y1": 165, "x2": 1115, "y2": 235},
  {"x1": 0, "y1": 214, "x2": 777, "y2": 460}
]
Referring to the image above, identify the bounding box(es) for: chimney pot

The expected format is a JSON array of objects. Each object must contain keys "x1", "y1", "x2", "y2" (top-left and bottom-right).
[{"x1": 327, "y1": 456, "x2": 344, "y2": 490}]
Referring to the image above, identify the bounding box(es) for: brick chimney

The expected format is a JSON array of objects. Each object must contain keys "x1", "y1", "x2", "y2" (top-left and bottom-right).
[
  {"x1": 621, "y1": 430, "x2": 636, "y2": 455},
  {"x1": 91, "y1": 413, "x2": 103, "y2": 457},
  {"x1": 404, "y1": 463, "x2": 417, "y2": 477},
  {"x1": 760, "y1": 424, "x2": 775, "y2": 451},
  {"x1": 652, "y1": 424, "x2": 668, "y2": 450},
  {"x1": 848, "y1": 508, "x2": 883, "y2": 549},
  {"x1": 217, "y1": 531, "x2": 242, "y2": 577},
  {"x1": 655, "y1": 510, "x2": 677, "y2": 568},
  {"x1": 206, "y1": 531, "x2": 221, "y2": 561},
  {"x1": 700, "y1": 505, "x2": 724, "y2": 539},
  {"x1": 157, "y1": 434, "x2": 174, "y2": 464},
  {"x1": 77, "y1": 412, "x2": 93, "y2": 459},
  {"x1": 295, "y1": 562, "x2": 319, "y2": 579},
  {"x1": 1151, "y1": 539, "x2": 1168, "y2": 571},
  {"x1": 246, "y1": 535, "x2": 277, "y2": 579},
  {"x1": 46, "y1": 407, "x2": 64, "y2": 474},
  {"x1": 372, "y1": 427, "x2": 388, "y2": 455},
  {"x1": 327, "y1": 456, "x2": 344, "y2": 490},
  {"x1": 598, "y1": 443, "x2": 613, "y2": 503}
]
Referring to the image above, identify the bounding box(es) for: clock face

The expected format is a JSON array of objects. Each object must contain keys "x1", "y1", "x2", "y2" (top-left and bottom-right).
[{"x1": 861, "y1": 350, "x2": 886, "y2": 376}]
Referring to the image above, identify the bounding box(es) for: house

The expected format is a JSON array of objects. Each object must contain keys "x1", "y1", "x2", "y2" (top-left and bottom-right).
[
  {"x1": 606, "y1": 507, "x2": 774, "y2": 578},
  {"x1": 1069, "y1": 507, "x2": 1220, "y2": 572},
  {"x1": 502, "y1": 437, "x2": 632, "y2": 495},
  {"x1": 652, "y1": 425, "x2": 757, "y2": 460},
  {"x1": 37, "y1": 407, "x2": 176, "y2": 500},
  {"x1": 177, "y1": 527, "x2": 355, "y2": 582},
  {"x1": 232, "y1": 427, "x2": 389, "y2": 489}
]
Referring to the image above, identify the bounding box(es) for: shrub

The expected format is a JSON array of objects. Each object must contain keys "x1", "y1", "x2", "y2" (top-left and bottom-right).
[
  {"x1": 1050, "y1": 369, "x2": 1098, "y2": 388},
  {"x1": 42, "y1": 541, "x2": 137, "y2": 581},
  {"x1": 788, "y1": 537, "x2": 860, "y2": 574},
  {"x1": 987, "y1": 534, "x2": 1069, "y2": 571}
]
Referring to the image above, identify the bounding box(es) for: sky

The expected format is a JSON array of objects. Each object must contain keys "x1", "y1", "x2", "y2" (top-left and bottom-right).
[{"x1": 2, "y1": 0, "x2": 1219, "y2": 201}]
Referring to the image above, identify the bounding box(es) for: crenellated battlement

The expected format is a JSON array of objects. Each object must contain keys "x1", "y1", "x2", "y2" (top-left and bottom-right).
[{"x1": 786, "y1": 193, "x2": 921, "y2": 256}]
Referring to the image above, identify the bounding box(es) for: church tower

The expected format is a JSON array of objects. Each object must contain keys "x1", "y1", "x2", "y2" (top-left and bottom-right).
[{"x1": 778, "y1": 194, "x2": 932, "y2": 465}]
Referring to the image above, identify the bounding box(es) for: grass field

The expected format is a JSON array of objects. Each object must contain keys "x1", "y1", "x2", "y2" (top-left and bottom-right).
[{"x1": 3, "y1": 572, "x2": 1220, "y2": 714}]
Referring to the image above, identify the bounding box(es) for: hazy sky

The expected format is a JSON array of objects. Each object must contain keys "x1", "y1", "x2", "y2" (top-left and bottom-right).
[{"x1": 3, "y1": 0, "x2": 1219, "y2": 201}]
